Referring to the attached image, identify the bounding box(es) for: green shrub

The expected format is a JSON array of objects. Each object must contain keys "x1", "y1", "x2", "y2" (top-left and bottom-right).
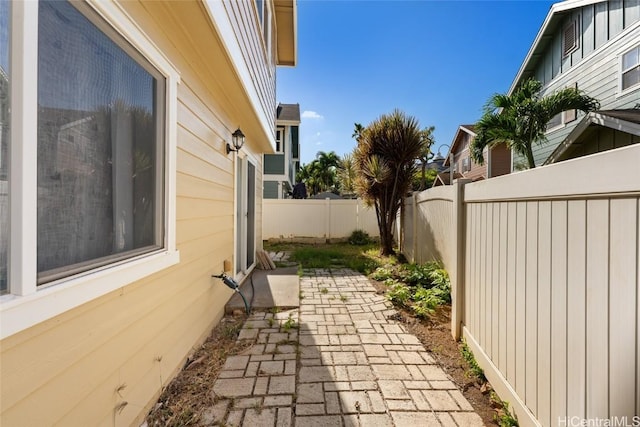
[
  {"x1": 385, "y1": 281, "x2": 412, "y2": 307},
  {"x1": 400, "y1": 261, "x2": 443, "y2": 287},
  {"x1": 411, "y1": 286, "x2": 449, "y2": 317},
  {"x1": 348, "y1": 229, "x2": 371, "y2": 245},
  {"x1": 370, "y1": 266, "x2": 395, "y2": 281}
]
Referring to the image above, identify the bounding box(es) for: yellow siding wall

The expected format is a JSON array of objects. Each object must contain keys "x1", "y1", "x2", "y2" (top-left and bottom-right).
[{"x1": 0, "y1": 1, "x2": 273, "y2": 425}]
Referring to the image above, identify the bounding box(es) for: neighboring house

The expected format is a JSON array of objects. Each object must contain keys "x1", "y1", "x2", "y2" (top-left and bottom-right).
[
  {"x1": 510, "y1": 0, "x2": 640, "y2": 167},
  {"x1": 263, "y1": 103, "x2": 301, "y2": 198},
  {"x1": 0, "y1": 1, "x2": 296, "y2": 425},
  {"x1": 434, "y1": 125, "x2": 511, "y2": 186}
]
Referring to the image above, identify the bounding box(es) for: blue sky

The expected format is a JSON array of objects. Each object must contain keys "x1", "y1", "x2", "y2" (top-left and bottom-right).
[{"x1": 276, "y1": 0, "x2": 557, "y2": 166}]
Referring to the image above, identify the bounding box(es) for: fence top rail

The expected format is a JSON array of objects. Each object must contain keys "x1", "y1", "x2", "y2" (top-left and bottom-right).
[
  {"x1": 464, "y1": 145, "x2": 640, "y2": 203},
  {"x1": 411, "y1": 184, "x2": 457, "y2": 204}
]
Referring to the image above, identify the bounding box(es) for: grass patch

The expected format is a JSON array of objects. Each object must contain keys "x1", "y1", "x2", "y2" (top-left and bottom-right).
[{"x1": 264, "y1": 241, "x2": 400, "y2": 274}]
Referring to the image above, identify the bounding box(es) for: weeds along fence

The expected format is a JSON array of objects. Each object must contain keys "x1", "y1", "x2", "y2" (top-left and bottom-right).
[
  {"x1": 262, "y1": 198, "x2": 379, "y2": 242},
  {"x1": 400, "y1": 144, "x2": 640, "y2": 427}
]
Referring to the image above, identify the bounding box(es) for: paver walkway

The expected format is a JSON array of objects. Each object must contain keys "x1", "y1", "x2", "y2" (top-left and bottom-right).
[{"x1": 208, "y1": 268, "x2": 484, "y2": 426}]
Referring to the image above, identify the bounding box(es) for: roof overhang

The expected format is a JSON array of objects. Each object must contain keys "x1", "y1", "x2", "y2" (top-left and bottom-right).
[
  {"x1": 274, "y1": 0, "x2": 297, "y2": 66},
  {"x1": 443, "y1": 125, "x2": 477, "y2": 166},
  {"x1": 509, "y1": 0, "x2": 608, "y2": 94},
  {"x1": 544, "y1": 110, "x2": 640, "y2": 164}
]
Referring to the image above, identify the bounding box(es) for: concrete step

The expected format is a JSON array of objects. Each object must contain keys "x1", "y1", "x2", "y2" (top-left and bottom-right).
[{"x1": 225, "y1": 266, "x2": 300, "y2": 315}]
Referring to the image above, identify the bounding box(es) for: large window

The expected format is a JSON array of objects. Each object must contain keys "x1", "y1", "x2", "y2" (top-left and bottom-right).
[
  {"x1": 622, "y1": 45, "x2": 640, "y2": 91},
  {"x1": 1, "y1": 0, "x2": 178, "y2": 339},
  {"x1": 0, "y1": 0, "x2": 9, "y2": 294},
  {"x1": 37, "y1": 1, "x2": 164, "y2": 283}
]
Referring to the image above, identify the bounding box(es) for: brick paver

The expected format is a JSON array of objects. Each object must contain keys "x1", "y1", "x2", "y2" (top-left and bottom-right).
[{"x1": 208, "y1": 268, "x2": 484, "y2": 426}]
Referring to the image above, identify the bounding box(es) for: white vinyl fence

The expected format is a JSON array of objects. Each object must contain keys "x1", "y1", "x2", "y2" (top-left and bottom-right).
[
  {"x1": 263, "y1": 198, "x2": 379, "y2": 241},
  {"x1": 400, "y1": 145, "x2": 640, "y2": 427}
]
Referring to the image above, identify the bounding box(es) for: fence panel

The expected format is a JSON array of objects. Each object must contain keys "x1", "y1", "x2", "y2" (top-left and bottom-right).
[
  {"x1": 262, "y1": 198, "x2": 378, "y2": 241},
  {"x1": 402, "y1": 145, "x2": 640, "y2": 427},
  {"x1": 462, "y1": 145, "x2": 640, "y2": 427},
  {"x1": 402, "y1": 185, "x2": 456, "y2": 270}
]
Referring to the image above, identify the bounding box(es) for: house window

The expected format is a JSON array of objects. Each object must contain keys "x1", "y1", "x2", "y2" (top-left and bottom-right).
[
  {"x1": 37, "y1": 1, "x2": 164, "y2": 283},
  {"x1": 0, "y1": 0, "x2": 9, "y2": 294},
  {"x1": 546, "y1": 113, "x2": 563, "y2": 131},
  {"x1": 562, "y1": 20, "x2": 578, "y2": 57},
  {"x1": 1, "y1": 0, "x2": 179, "y2": 339},
  {"x1": 622, "y1": 45, "x2": 640, "y2": 91},
  {"x1": 462, "y1": 157, "x2": 471, "y2": 173},
  {"x1": 276, "y1": 126, "x2": 284, "y2": 153}
]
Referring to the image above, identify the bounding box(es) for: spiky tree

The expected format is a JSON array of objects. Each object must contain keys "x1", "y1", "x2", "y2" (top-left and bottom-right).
[
  {"x1": 353, "y1": 110, "x2": 425, "y2": 255},
  {"x1": 336, "y1": 152, "x2": 357, "y2": 196},
  {"x1": 417, "y1": 126, "x2": 435, "y2": 190},
  {"x1": 471, "y1": 78, "x2": 599, "y2": 169}
]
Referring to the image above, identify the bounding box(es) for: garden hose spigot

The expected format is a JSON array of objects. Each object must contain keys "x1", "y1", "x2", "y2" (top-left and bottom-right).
[{"x1": 212, "y1": 272, "x2": 250, "y2": 314}]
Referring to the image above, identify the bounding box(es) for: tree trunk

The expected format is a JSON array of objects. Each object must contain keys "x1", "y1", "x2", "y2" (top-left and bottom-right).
[
  {"x1": 525, "y1": 144, "x2": 536, "y2": 169},
  {"x1": 378, "y1": 204, "x2": 396, "y2": 256},
  {"x1": 421, "y1": 162, "x2": 426, "y2": 190}
]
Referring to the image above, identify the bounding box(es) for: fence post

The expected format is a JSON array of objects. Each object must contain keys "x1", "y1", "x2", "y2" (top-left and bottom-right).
[
  {"x1": 325, "y1": 198, "x2": 331, "y2": 243},
  {"x1": 412, "y1": 193, "x2": 417, "y2": 263},
  {"x1": 451, "y1": 179, "x2": 470, "y2": 340}
]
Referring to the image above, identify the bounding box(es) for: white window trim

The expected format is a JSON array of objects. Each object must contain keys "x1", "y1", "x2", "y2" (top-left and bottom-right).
[
  {"x1": 1, "y1": 0, "x2": 181, "y2": 340},
  {"x1": 619, "y1": 44, "x2": 640, "y2": 97}
]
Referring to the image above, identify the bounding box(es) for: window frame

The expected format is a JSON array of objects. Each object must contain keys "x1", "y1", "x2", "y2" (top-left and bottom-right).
[
  {"x1": 462, "y1": 156, "x2": 471, "y2": 173},
  {"x1": 275, "y1": 126, "x2": 285, "y2": 154},
  {"x1": 620, "y1": 44, "x2": 640, "y2": 94},
  {"x1": 1, "y1": 0, "x2": 180, "y2": 340}
]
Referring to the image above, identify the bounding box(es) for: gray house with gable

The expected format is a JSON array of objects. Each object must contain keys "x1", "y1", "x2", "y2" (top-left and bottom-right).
[
  {"x1": 511, "y1": 0, "x2": 640, "y2": 168},
  {"x1": 263, "y1": 103, "x2": 301, "y2": 198}
]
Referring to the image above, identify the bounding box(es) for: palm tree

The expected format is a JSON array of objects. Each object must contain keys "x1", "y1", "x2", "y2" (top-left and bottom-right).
[
  {"x1": 296, "y1": 151, "x2": 340, "y2": 196},
  {"x1": 352, "y1": 123, "x2": 365, "y2": 142},
  {"x1": 471, "y1": 78, "x2": 599, "y2": 169},
  {"x1": 353, "y1": 109, "x2": 426, "y2": 255},
  {"x1": 315, "y1": 151, "x2": 340, "y2": 192}
]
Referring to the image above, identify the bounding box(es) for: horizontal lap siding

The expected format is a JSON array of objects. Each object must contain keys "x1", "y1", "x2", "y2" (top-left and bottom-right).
[
  {"x1": 464, "y1": 189, "x2": 640, "y2": 426},
  {"x1": 225, "y1": 0, "x2": 275, "y2": 138},
  {"x1": 0, "y1": 1, "x2": 269, "y2": 425}
]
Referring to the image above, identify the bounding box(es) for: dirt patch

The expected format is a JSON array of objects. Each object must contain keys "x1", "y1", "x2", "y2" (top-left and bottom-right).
[
  {"x1": 145, "y1": 316, "x2": 249, "y2": 426},
  {"x1": 369, "y1": 279, "x2": 499, "y2": 426}
]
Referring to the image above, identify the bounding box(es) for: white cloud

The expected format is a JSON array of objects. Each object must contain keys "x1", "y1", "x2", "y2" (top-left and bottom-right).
[{"x1": 301, "y1": 110, "x2": 324, "y2": 120}]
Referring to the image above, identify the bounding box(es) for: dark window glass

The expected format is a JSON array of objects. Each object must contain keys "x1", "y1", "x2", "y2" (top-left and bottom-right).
[
  {"x1": 0, "y1": 0, "x2": 9, "y2": 293},
  {"x1": 37, "y1": 1, "x2": 164, "y2": 283}
]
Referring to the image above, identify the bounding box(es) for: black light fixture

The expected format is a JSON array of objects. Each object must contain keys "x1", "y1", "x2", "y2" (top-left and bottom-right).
[
  {"x1": 226, "y1": 128, "x2": 245, "y2": 154},
  {"x1": 434, "y1": 144, "x2": 450, "y2": 161}
]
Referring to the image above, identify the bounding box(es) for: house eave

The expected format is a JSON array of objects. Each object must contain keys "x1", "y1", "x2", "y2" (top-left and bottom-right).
[
  {"x1": 443, "y1": 125, "x2": 478, "y2": 166},
  {"x1": 274, "y1": 0, "x2": 297, "y2": 66},
  {"x1": 544, "y1": 111, "x2": 640, "y2": 164}
]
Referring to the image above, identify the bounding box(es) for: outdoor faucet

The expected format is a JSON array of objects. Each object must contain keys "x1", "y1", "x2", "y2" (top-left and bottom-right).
[{"x1": 212, "y1": 272, "x2": 249, "y2": 314}]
